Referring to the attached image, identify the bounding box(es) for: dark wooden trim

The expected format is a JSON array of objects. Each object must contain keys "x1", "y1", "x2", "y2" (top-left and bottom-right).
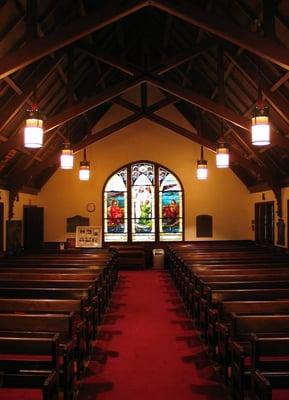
[{"x1": 0, "y1": 202, "x2": 3, "y2": 253}]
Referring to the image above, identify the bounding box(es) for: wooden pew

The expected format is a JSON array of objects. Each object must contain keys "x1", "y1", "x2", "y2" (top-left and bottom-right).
[
  {"x1": 0, "y1": 334, "x2": 59, "y2": 400},
  {"x1": 197, "y1": 281, "x2": 289, "y2": 338},
  {"x1": 0, "y1": 288, "x2": 93, "y2": 375},
  {"x1": 0, "y1": 266, "x2": 117, "y2": 311},
  {"x1": 218, "y1": 314, "x2": 289, "y2": 388},
  {"x1": 207, "y1": 300, "x2": 289, "y2": 358},
  {"x1": 0, "y1": 297, "x2": 93, "y2": 357},
  {"x1": 0, "y1": 282, "x2": 99, "y2": 337},
  {"x1": 0, "y1": 313, "x2": 75, "y2": 400},
  {"x1": 182, "y1": 266, "x2": 289, "y2": 313},
  {"x1": 250, "y1": 335, "x2": 289, "y2": 400}
]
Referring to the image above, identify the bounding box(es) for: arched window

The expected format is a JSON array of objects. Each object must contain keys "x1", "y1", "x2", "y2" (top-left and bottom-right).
[{"x1": 104, "y1": 162, "x2": 183, "y2": 242}]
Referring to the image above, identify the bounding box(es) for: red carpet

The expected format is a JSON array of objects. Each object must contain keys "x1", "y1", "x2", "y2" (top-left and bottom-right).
[{"x1": 78, "y1": 270, "x2": 230, "y2": 400}]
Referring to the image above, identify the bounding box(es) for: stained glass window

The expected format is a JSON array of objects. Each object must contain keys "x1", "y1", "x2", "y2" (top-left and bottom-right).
[
  {"x1": 159, "y1": 168, "x2": 183, "y2": 241},
  {"x1": 131, "y1": 163, "x2": 155, "y2": 242},
  {"x1": 103, "y1": 163, "x2": 183, "y2": 242},
  {"x1": 104, "y1": 168, "x2": 128, "y2": 242}
]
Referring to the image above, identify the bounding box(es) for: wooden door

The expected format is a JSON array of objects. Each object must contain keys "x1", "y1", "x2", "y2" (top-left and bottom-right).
[
  {"x1": 0, "y1": 202, "x2": 3, "y2": 252},
  {"x1": 255, "y1": 201, "x2": 274, "y2": 245},
  {"x1": 23, "y1": 206, "x2": 44, "y2": 250}
]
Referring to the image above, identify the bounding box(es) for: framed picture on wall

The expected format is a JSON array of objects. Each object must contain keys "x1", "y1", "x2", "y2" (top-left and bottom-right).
[{"x1": 76, "y1": 226, "x2": 102, "y2": 248}]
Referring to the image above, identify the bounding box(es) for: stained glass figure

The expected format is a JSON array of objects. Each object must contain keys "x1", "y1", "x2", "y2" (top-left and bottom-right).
[
  {"x1": 159, "y1": 168, "x2": 182, "y2": 241},
  {"x1": 104, "y1": 168, "x2": 127, "y2": 242},
  {"x1": 131, "y1": 163, "x2": 155, "y2": 242},
  {"x1": 104, "y1": 163, "x2": 183, "y2": 242}
]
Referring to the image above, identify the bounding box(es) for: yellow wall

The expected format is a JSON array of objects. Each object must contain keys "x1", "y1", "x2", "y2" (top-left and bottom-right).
[{"x1": 38, "y1": 116, "x2": 252, "y2": 243}]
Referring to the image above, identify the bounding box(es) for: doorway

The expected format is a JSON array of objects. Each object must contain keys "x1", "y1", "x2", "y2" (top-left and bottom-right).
[{"x1": 254, "y1": 201, "x2": 274, "y2": 245}]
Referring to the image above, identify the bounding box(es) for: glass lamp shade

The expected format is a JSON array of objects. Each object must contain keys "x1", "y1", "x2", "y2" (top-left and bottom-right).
[
  {"x1": 79, "y1": 161, "x2": 90, "y2": 181},
  {"x1": 24, "y1": 117, "x2": 43, "y2": 148},
  {"x1": 60, "y1": 146, "x2": 74, "y2": 169},
  {"x1": 216, "y1": 146, "x2": 229, "y2": 168},
  {"x1": 251, "y1": 106, "x2": 270, "y2": 146},
  {"x1": 196, "y1": 160, "x2": 208, "y2": 180}
]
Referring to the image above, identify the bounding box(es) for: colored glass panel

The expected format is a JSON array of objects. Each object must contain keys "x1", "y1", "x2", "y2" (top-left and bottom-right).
[
  {"x1": 159, "y1": 168, "x2": 181, "y2": 191},
  {"x1": 132, "y1": 163, "x2": 154, "y2": 185},
  {"x1": 131, "y1": 163, "x2": 155, "y2": 242},
  {"x1": 104, "y1": 169, "x2": 128, "y2": 242},
  {"x1": 159, "y1": 167, "x2": 182, "y2": 242}
]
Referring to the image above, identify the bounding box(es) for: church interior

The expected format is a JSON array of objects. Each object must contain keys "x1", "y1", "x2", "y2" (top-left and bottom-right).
[{"x1": 0, "y1": 0, "x2": 289, "y2": 399}]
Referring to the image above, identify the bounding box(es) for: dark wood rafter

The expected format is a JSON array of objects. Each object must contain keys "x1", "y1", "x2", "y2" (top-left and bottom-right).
[
  {"x1": 151, "y1": 0, "x2": 289, "y2": 71},
  {"x1": 0, "y1": 0, "x2": 149, "y2": 80},
  {"x1": 262, "y1": 0, "x2": 276, "y2": 40},
  {"x1": 1, "y1": 0, "x2": 289, "y2": 201},
  {"x1": 146, "y1": 75, "x2": 251, "y2": 130},
  {"x1": 25, "y1": 0, "x2": 38, "y2": 43},
  {"x1": 225, "y1": 50, "x2": 289, "y2": 131},
  {"x1": 0, "y1": 54, "x2": 63, "y2": 137},
  {"x1": 45, "y1": 75, "x2": 146, "y2": 132}
]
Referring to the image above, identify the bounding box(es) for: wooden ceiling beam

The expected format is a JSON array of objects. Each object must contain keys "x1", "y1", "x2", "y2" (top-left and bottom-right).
[
  {"x1": 146, "y1": 75, "x2": 251, "y2": 130},
  {"x1": 151, "y1": 0, "x2": 289, "y2": 71},
  {"x1": 0, "y1": 73, "x2": 142, "y2": 160},
  {"x1": 153, "y1": 39, "x2": 215, "y2": 75},
  {"x1": 0, "y1": 0, "x2": 148, "y2": 79},
  {"x1": 270, "y1": 71, "x2": 289, "y2": 92},
  {"x1": 78, "y1": 43, "x2": 136, "y2": 76},
  {"x1": 73, "y1": 112, "x2": 144, "y2": 152},
  {"x1": 226, "y1": 50, "x2": 289, "y2": 139},
  {"x1": 146, "y1": 112, "x2": 264, "y2": 176},
  {"x1": 45, "y1": 75, "x2": 146, "y2": 132},
  {"x1": 0, "y1": 54, "x2": 63, "y2": 136}
]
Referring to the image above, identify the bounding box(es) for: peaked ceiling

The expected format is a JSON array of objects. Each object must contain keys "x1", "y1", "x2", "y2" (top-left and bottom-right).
[{"x1": 1, "y1": 0, "x2": 289, "y2": 216}]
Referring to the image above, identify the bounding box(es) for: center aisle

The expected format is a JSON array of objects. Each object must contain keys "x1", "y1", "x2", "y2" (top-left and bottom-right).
[{"x1": 78, "y1": 270, "x2": 230, "y2": 400}]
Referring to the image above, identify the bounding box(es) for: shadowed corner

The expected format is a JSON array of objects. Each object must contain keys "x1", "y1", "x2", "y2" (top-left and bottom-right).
[
  {"x1": 102, "y1": 314, "x2": 125, "y2": 325},
  {"x1": 108, "y1": 302, "x2": 127, "y2": 312},
  {"x1": 115, "y1": 285, "x2": 131, "y2": 291},
  {"x1": 190, "y1": 382, "x2": 230, "y2": 399},
  {"x1": 168, "y1": 306, "x2": 187, "y2": 317},
  {"x1": 165, "y1": 297, "x2": 183, "y2": 305},
  {"x1": 182, "y1": 349, "x2": 211, "y2": 369},
  {"x1": 78, "y1": 381, "x2": 114, "y2": 399},
  {"x1": 171, "y1": 319, "x2": 195, "y2": 330},
  {"x1": 90, "y1": 347, "x2": 119, "y2": 363},
  {"x1": 97, "y1": 330, "x2": 123, "y2": 341},
  {"x1": 176, "y1": 335, "x2": 201, "y2": 348}
]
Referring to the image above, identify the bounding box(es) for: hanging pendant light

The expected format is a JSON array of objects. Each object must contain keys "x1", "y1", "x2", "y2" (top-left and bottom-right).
[
  {"x1": 24, "y1": 103, "x2": 44, "y2": 148},
  {"x1": 251, "y1": 103, "x2": 270, "y2": 146},
  {"x1": 79, "y1": 148, "x2": 90, "y2": 181},
  {"x1": 60, "y1": 143, "x2": 74, "y2": 169},
  {"x1": 197, "y1": 146, "x2": 208, "y2": 180},
  {"x1": 251, "y1": 60, "x2": 270, "y2": 146},
  {"x1": 216, "y1": 144, "x2": 229, "y2": 168}
]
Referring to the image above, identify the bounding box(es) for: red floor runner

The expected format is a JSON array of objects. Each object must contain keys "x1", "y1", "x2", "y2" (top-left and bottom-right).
[{"x1": 78, "y1": 270, "x2": 230, "y2": 400}]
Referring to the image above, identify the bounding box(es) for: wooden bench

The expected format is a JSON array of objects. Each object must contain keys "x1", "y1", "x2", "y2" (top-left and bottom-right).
[
  {"x1": 250, "y1": 335, "x2": 289, "y2": 400},
  {"x1": 0, "y1": 334, "x2": 59, "y2": 400},
  {"x1": 0, "y1": 314, "x2": 75, "y2": 400},
  {"x1": 218, "y1": 314, "x2": 289, "y2": 389},
  {"x1": 197, "y1": 281, "x2": 289, "y2": 339},
  {"x1": 0, "y1": 297, "x2": 93, "y2": 357},
  {"x1": 207, "y1": 300, "x2": 289, "y2": 358}
]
